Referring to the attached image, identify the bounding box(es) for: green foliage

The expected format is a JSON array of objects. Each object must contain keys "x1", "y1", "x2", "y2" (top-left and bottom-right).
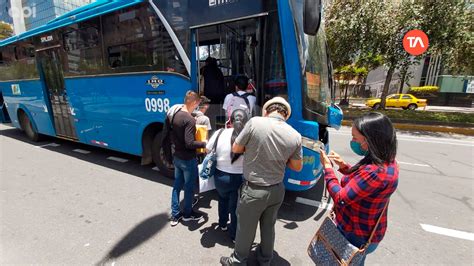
[
  {"x1": 343, "y1": 107, "x2": 474, "y2": 125},
  {"x1": 408, "y1": 86, "x2": 440, "y2": 96},
  {"x1": 0, "y1": 21, "x2": 13, "y2": 40},
  {"x1": 325, "y1": 0, "x2": 471, "y2": 108}
]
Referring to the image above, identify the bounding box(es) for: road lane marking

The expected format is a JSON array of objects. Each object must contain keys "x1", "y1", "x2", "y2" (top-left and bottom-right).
[
  {"x1": 107, "y1": 157, "x2": 128, "y2": 163},
  {"x1": 330, "y1": 131, "x2": 474, "y2": 147},
  {"x1": 152, "y1": 167, "x2": 160, "y2": 171},
  {"x1": 73, "y1": 149, "x2": 91, "y2": 154},
  {"x1": 295, "y1": 197, "x2": 333, "y2": 210},
  {"x1": 35, "y1": 143, "x2": 60, "y2": 148},
  {"x1": 398, "y1": 161, "x2": 430, "y2": 167},
  {"x1": 420, "y1": 224, "x2": 474, "y2": 241}
]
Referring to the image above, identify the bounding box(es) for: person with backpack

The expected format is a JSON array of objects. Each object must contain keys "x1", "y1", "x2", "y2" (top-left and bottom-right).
[
  {"x1": 220, "y1": 97, "x2": 303, "y2": 266},
  {"x1": 223, "y1": 76, "x2": 256, "y2": 125},
  {"x1": 168, "y1": 91, "x2": 207, "y2": 226},
  {"x1": 206, "y1": 109, "x2": 249, "y2": 242}
]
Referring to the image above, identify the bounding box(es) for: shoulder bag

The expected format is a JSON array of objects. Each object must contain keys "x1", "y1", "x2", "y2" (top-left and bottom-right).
[
  {"x1": 199, "y1": 129, "x2": 224, "y2": 179},
  {"x1": 307, "y1": 193, "x2": 388, "y2": 266}
]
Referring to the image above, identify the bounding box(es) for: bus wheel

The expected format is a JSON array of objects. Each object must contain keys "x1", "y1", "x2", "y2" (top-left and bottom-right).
[
  {"x1": 152, "y1": 132, "x2": 175, "y2": 178},
  {"x1": 19, "y1": 112, "x2": 40, "y2": 142}
]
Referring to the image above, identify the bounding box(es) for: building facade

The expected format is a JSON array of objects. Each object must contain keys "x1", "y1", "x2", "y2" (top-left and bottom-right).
[
  {"x1": 0, "y1": 0, "x2": 13, "y2": 24},
  {"x1": 2, "y1": 0, "x2": 93, "y2": 34},
  {"x1": 22, "y1": 0, "x2": 93, "y2": 31}
]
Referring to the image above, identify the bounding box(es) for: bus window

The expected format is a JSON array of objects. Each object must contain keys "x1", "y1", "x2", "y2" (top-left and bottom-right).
[
  {"x1": 102, "y1": 4, "x2": 187, "y2": 75},
  {"x1": 62, "y1": 19, "x2": 103, "y2": 76},
  {"x1": 0, "y1": 41, "x2": 38, "y2": 81},
  {"x1": 261, "y1": 12, "x2": 288, "y2": 103},
  {"x1": 290, "y1": 0, "x2": 331, "y2": 119}
]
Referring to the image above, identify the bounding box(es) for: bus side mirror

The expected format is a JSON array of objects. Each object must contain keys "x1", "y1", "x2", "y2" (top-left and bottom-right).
[
  {"x1": 327, "y1": 103, "x2": 343, "y2": 130},
  {"x1": 304, "y1": 0, "x2": 322, "y2": 36}
]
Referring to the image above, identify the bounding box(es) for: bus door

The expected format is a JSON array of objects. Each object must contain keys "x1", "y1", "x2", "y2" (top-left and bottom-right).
[
  {"x1": 36, "y1": 47, "x2": 78, "y2": 140},
  {"x1": 196, "y1": 18, "x2": 260, "y2": 100}
]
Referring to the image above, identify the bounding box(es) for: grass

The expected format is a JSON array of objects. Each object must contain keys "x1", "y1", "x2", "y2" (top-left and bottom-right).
[{"x1": 342, "y1": 107, "x2": 474, "y2": 125}]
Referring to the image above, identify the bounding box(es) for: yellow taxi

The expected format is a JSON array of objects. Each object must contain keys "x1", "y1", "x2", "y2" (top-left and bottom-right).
[{"x1": 366, "y1": 94, "x2": 427, "y2": 110}]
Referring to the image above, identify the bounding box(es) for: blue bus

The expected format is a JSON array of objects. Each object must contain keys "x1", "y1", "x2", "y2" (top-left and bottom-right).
[{"x1": 0, "y1": 0, "x2": 342, "y2": 191}]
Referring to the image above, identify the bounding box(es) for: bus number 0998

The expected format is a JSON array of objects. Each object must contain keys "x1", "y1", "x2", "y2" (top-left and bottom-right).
[{"x1": 145, "y1": 98, "x2": 170, "y2": 113}]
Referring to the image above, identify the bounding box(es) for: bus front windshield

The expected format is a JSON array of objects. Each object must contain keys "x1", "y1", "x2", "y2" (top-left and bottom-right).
[{"x1": 290, "y1": 0, "x2": 332, "y2": 118}]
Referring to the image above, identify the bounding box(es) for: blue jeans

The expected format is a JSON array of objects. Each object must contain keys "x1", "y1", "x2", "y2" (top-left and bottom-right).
[
  {"x1": 171, "y1": 157, "x2": 198, "y2": 218},
  {"x1": 338, "y1": 226, "x2": 379, "y2": 265},
  {"x1": 214, "y1": 169, "x2": 243, "y2": 239}
]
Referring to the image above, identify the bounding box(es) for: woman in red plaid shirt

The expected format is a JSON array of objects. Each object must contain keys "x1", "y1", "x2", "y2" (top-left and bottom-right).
[{"x1": 320, "y1": 112, "x2": 399, "y2": 264}]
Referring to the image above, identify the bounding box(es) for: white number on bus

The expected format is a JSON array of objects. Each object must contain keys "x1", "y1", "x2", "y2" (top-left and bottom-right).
[{"x1": 145, "y1": 98, "x2": 170, "y2": 113}]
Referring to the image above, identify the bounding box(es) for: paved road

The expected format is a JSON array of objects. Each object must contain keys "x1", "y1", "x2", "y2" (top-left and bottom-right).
[{"x1": 1, "y1": 123, "x2": 473, "y2": 265}]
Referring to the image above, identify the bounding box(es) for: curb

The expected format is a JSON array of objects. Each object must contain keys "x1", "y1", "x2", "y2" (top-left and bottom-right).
[{"x1": 341, "y1": 120, "x2": 474, "y2": 136}]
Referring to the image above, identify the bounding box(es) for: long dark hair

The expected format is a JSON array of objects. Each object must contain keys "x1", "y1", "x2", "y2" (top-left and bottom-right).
[
  {"x1": 349, "y1": 112, "x2": 397, "y2": 173},
  {"x1": 230, "y1": 109, "x2": 249, "y2": 163}
]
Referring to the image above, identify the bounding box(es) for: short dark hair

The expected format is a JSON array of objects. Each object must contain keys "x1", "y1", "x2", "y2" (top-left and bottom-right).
[
  {"x1": 184, "y1": 90, "x2": 200, "y2": 104},
  {"x1": 266, "y1": 103, "x2": 288, "y2": 118},
  {"x1": 350, "y1": 112, "x2": 397, "y2": 172},
  {"x1": 234, "y1": 75, "x2": 249, "y2": 91}
]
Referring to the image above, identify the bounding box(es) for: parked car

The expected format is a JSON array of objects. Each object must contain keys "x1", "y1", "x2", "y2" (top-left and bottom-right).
[{"x1": 366, "y1": 94, "x2": 428, "y2": 110}]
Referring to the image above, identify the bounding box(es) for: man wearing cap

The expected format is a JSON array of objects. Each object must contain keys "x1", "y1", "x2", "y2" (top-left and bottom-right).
[{"x1": 220, "y1": 97, "x2": 303, "y2": 266}]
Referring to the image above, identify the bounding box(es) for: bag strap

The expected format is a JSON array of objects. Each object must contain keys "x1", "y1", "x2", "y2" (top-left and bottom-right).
[
  {"x1": 169, "y1": 107, "x2": 182, "y2": 130},
  {"x1": 363, "y1": 202, "x2": 389, "y2": 249},
  {"x1": 212, "y1": 129, "x2": 225, "y2": 151}
]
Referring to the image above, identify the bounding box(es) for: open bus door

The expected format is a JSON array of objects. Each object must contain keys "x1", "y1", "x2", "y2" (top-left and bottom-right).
[
  {"x1": 195, "y1": 17, "x2": 264, "y2": 129},
  {"x1": 36, "y1": 46, "x2": 78, "y2": 140}
]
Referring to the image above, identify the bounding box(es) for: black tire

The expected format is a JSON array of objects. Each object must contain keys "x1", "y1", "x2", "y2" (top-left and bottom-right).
[
  {"x1": 407, "y1": 104, "x2": 417, "y2": 110},
  {"x1": 19, "y1": 112, "x2": 40, "y2": 142},
  {"x1": 402, "y1": 107, "x2": 408, "y2": 110},
  {"x1": 152, "y1": 132, "x2": 175, "y2": 178},
  {"x1": 372, "y1": 103, "x2": 381, "y2": 110}
]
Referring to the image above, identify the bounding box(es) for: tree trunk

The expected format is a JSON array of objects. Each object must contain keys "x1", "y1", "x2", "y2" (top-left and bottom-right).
[
  {"x1": 398, "y1": 70, "x2": 407, "y2": 94},
  {"x1": 380, "y1": 66, "x2": 395, "y2": 109}
]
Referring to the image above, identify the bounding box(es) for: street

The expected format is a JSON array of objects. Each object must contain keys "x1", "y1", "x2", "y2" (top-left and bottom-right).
[{"x1": 1, "y1": 123, "x2": 473, "y2": 265}]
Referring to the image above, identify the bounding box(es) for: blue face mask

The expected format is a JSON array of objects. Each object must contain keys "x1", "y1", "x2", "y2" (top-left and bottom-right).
[{"x1": 350, "y1": 140, "x2": 368, "y2": 156}]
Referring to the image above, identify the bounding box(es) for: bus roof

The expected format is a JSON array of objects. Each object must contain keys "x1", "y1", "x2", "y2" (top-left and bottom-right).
[{"x1": 0, "y1": 0, "x2": 144, "y2": 47}]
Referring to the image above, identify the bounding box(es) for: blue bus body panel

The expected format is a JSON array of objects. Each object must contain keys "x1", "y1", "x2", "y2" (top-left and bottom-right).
[
  {"x1": 0, "y1": 80, "x2": 56, "y2": 136},
  {"x1": 64, "y1": 73, "x2": 191, "y2": 155},
  {"x1": 277, "y1": 0, "x2": 324, "y2": 191}
]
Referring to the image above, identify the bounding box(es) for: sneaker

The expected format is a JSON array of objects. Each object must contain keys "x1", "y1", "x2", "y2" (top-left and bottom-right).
[
  {"x1": 182, "y1": 211, "x2": 203, "y2": 221},
  {"x1": 170, "y1": 214, "x2": 182, "y2": 226},
  {"x1": 220, "y1": 225, "x2": 228, "y2": 231},
  {"x1": 220, "y1": 256, "x2": 232, "y2": 266},
  {"x1": 192, "y1": 197, "x2": 199, "y2": 207}
]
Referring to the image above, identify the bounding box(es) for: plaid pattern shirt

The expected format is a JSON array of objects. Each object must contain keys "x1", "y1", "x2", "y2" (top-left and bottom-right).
[{"x1": 323, "y1": 161, "x2": 399, "y2": 243}]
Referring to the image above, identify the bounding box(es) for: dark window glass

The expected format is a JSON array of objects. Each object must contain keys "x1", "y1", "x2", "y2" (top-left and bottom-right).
[
  {"x1": 388, "y1": 95, "x2": 400, "y2": 99},
  {"x1": 290, "y1": 0, "x2": 331, "y2": 116},
  {"x1": 401, "y1": 95, "x2": 412, "y2": 99},
  {"x1": 261, "y1": 12, "x2": 287, "y2": 102},
  {"x1": 62, "y1": 18, "x2": 103, "y2": 76},
  {"x1": 102, "y1": 4, "x2": 187, "y2": 75},
  {"x1": 0, "y1": 40, "x2": 39, "y2": 81}
]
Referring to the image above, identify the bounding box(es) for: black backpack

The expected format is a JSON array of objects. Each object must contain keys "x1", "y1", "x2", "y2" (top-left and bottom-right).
[{"x1": 161, "y1": 107, "x2": 181, "y2": 163}]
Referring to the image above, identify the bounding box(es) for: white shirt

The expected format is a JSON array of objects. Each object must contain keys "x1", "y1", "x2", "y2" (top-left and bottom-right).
[
  {"x1": 222, "y1": 91, "x2": 256, "y2": 114},
  {"x1": 206, "y1": 128, "x2": 243, "y2": 174}
]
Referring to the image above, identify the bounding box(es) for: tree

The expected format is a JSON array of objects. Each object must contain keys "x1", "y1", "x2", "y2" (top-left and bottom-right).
[
  {"x1": 325, "y1": 0, "x2": 471, "y2": 109},
  {"x1": 0, "y1": 21, "x2": 13, "y2": 40}
]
